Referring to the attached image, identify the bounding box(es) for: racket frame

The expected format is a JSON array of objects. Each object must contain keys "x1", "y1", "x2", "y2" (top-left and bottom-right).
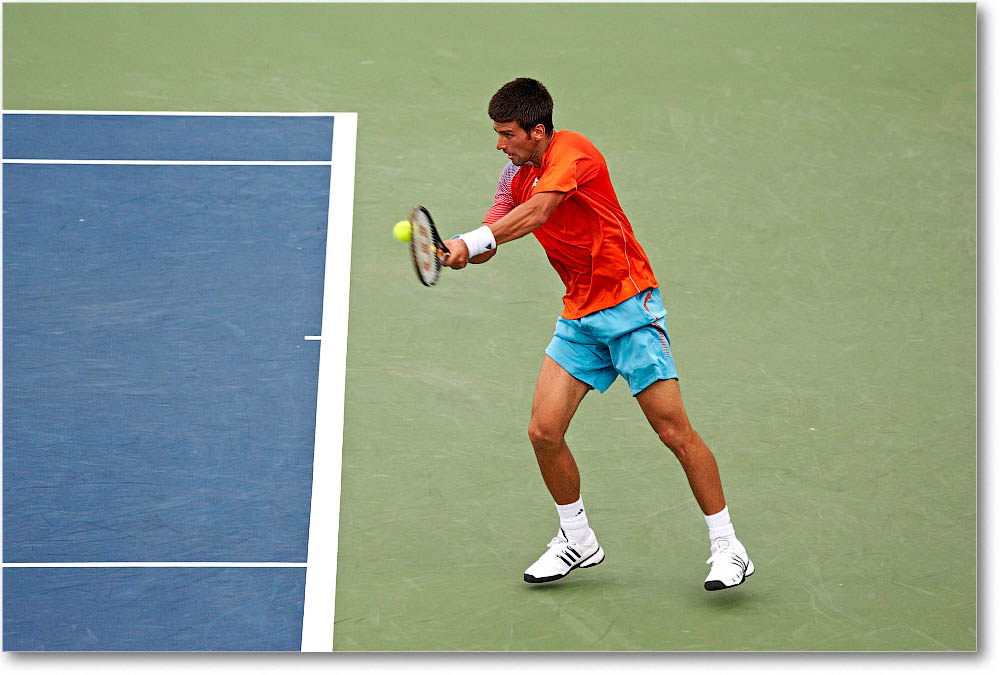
[{"x1": 408, "y1": 205, "x2": 449, "y2": 287}]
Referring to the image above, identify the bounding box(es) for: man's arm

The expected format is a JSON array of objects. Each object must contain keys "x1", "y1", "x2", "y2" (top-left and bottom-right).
[{"x1": 444, "y1": 191, "x2": 565, "y2": 269}]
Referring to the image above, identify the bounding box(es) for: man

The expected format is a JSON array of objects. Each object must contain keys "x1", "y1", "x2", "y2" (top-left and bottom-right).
[{"x1": 443, "y1": 78, "x2": 753, "y2": 590}]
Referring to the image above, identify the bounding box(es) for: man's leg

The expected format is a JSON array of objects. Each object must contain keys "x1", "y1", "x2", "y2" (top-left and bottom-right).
[
  {"x1": 522, "y1": 355, "x2": 606, "y2": 583},
  {"x1": 635, "y1": 378, "x2": 754, "y2": 590},
  {"x1": 634, "y1": 378, "x2": 725, "y2": 515},
  {"x1": 527, "y1": 355, "x2": 590, "y2": 505}
]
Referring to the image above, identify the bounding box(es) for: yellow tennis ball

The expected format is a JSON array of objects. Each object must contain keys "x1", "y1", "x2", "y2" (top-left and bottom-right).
[{"x1": 393, "y1": 220, "x2": 411, "y2": 243}]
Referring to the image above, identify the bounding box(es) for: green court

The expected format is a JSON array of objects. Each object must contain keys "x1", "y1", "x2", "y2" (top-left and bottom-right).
[{"x1": 3, "y1": 2, "x2": 976, "y2": 651}]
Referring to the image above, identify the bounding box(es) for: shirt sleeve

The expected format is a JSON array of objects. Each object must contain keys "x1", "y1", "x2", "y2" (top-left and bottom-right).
[
  {"x1": 483, "y1": 161, "x2": 519, "y2": 224},
  {"x1": 532, "y1": 135, "x2": 600, "y2": 197}
]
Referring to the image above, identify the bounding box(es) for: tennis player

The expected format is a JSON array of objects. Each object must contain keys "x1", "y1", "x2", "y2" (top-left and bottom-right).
[{"x1": 443, "y1": 78, "x2": 753, "y2": 590}]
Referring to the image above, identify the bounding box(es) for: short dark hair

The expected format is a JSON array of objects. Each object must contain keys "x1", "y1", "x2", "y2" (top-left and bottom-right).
[{"x1": 488, "y1": 78, "x2": 554, "y2": 135}]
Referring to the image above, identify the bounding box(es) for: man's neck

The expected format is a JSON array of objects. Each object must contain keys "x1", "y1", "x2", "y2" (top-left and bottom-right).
[{"x1": 530, "y1": 131, "x2": 556, "y2": 166}]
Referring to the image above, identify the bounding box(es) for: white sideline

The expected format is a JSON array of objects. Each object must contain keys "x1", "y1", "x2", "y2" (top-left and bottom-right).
[{"x1": 299, "y1": 111, "x2": 357, "y2": 652}]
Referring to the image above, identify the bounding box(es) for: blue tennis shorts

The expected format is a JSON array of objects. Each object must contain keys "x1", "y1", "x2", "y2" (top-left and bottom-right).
[{"x1": 545, "y1": 288, "x2": 678, "y2": 396}]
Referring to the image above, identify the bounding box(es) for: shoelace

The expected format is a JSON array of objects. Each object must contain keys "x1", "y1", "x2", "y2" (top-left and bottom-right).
[{"x1": 706, "y1": 540, "x2": 745, "y2": 566}]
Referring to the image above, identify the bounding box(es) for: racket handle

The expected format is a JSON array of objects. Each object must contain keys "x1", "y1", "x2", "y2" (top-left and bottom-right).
[{"x1": 438, "y1": 235, "x2": 456, "y2": 256}]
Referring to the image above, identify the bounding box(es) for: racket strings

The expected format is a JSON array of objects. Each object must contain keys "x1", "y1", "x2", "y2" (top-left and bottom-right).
[{"x1": 409, "y1": 206, "x2": 444, "y2": 286}]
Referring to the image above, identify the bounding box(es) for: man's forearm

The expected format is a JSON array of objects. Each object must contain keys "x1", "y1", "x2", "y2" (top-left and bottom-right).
[
  {"x1": 488, "y1": 191, "x2": 565, "y2": 245},
  {"x1": 446, "y1": 191, "x2": 564, "y2": 269}
]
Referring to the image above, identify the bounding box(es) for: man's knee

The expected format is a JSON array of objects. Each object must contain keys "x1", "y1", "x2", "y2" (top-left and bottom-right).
[
  {"x1": 655, "y1": 419, "x2": 698, "y2": 456},
  {"x1": 528, "y1": 419, "x2": 564, "y2": 453}
]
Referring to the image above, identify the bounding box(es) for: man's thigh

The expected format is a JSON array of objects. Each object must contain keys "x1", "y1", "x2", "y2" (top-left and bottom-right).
[
  {"x1": 530, "y1": 355, "x2": 592, "y2": 436},
  {"x1": 634, "y1": 377, "x2": 694, "y2": 435}
]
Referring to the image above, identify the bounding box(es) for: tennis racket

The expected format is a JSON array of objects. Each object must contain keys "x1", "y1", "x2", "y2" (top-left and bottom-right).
[{"x1": 409, "y1": 205, "x2": 450, "y2": 286}]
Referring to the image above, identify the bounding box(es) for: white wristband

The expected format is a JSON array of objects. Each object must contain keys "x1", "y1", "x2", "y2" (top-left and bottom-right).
[{"x1": 458, "y1": 225, "x2": 497, "y2": 258}]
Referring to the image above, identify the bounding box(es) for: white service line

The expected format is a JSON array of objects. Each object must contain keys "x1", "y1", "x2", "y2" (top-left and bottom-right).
[
  {"x1": 299, "y1": 112, "x2": 357, "y2": 652},
  {"x1": 1, "y1": 159, "x2": 331, "y2": 166},
  {"x1": 2, "y1": 562, "x2": 307, "y2": 568},
  {"x1": 2, "y1": 110, "x2": 340, "y2": 117}
]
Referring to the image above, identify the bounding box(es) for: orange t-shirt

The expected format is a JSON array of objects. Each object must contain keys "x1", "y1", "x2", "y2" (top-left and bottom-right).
[{"x1": 507, "y1": 130, "x2": 658, "y2": 319}]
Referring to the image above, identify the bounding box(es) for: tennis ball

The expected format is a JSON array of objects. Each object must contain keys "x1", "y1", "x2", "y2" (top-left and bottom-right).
[{"x1": 393, "y1": 220, "x2": 411, "y2": 243}]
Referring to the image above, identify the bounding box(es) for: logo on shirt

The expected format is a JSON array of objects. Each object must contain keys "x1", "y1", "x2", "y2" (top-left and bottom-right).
[{"x1": 532, "y1": 177, "x2": 539, "y2": 187}]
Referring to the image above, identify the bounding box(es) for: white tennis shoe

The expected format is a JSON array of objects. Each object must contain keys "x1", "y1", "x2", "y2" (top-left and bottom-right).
[
  {"x1": 523, "y1": 528, "x2": 605, "y2": 583},
  {"x1": 704, "y1": 537, "x2": 754, "y2": 590}
]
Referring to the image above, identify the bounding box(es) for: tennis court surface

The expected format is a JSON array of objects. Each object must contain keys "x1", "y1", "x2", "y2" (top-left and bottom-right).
[
  {"x1": 0, "y1": 1, "x2": 976, "y2": 654},
  {"x1": 2, "y1": 112, "x2": 357, "y2": 651}
]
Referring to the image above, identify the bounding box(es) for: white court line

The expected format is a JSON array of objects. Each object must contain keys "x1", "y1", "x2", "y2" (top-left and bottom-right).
[
  {"x1": 300, "y1": 112, "x2": 357, "y2": 653},
  {"x1": 1, "y1": 159, "x2": 331, "y2": 166},
  {"x1": 1, "y1": 111, "x2": 336, "y2": 166},
  {"x1": 2, "y1": 562, "x2": 307, "y2": 568},
  {"x1": 3, "y1": 110, "x2": 341, "y2": 117},
  {"x1": 0, "y1": 104, "x2": 5, "y2": 651}
]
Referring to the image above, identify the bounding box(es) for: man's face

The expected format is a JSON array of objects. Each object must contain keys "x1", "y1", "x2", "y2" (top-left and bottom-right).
[{"x1": 494, "y1": 121, "x2": 544, "y2": 166}]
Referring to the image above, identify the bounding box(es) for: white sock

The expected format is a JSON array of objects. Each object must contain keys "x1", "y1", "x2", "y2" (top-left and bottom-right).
[
  {"x1": 555, "y1": 497, "x2": 591, "y2": 542},
  {"x1": 705, "y1": 505, "x2": 736, "y2": 542}
]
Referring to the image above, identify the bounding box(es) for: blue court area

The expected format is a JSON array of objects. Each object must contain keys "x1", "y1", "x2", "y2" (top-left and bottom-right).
[
  {"x1": 5, "y1": 567, "x2": 306, "y2": 651},
  {"x1": 2, "y1": 113, "x2": 334, "y2": 161},
  {"x1": 2, "y1": 113, "x2": 338, "y2": 650}
]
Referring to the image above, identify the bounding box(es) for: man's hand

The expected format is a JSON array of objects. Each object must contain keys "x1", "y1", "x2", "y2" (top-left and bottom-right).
[{"x1": 442, "y1": 237, "x2": 470, "y2": 269}]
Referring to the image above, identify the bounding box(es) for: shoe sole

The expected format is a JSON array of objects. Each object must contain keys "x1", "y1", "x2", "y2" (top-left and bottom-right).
[
  {"x1": 523, "y1": 546, "x2": 605, "y2": 584},
  {"x1": 704, "y1": 560, "x2": 755, "y2": 591}
]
